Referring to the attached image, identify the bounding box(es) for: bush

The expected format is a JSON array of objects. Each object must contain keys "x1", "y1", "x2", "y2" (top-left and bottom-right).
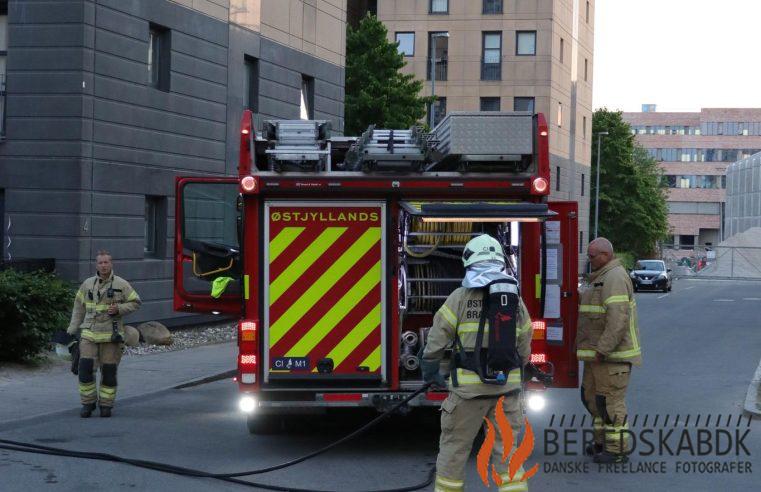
[
  {"x1": 0, "y1": 269, "x2": 75, "y2": 362},
  {"x1": 616, "y1": 251, "x2": 636, "y2": 271}
]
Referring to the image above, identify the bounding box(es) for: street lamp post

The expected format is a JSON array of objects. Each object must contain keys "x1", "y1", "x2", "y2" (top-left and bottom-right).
[
  {"x1": 429, "y1": 32, "x2": 449, "y2": 130},
  {"x1": 594, "y1": 131, "x2": 609, "y2": 239}
]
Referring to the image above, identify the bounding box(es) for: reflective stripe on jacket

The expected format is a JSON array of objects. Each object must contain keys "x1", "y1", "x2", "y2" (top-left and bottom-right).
[
  {"x1": 423, "y1": 287, "x2": 532, "y2": 399},
  {"x1": 67, "y1": 272, "x2": 141, "y2": 343},
  {"x1": 576, "y1": 259, "x2": 642, "y2": 365}
]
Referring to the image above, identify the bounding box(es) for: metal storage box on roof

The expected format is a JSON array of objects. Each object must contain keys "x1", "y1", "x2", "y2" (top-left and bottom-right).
[{"x1": 433, "y1": 112, "x2": 534, "y2": 157}]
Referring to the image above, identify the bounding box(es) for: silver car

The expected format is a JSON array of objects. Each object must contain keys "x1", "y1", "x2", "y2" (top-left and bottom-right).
[{"x1": 630, "y1": 259, "x2": 672, "y2": 292}]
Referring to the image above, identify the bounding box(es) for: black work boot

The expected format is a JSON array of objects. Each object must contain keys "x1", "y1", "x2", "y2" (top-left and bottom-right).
[
  {"x1": 80, "y1": 403, "x2": 96, "y2": 418},
  {"x1": 99, "y1": 406, "x2": 112, "y2": 418},
  {"x1": 593, "y1": 450, "x2": 629, "y2": 464},
  {"x1": 584, "y1": 443, "x2": 603, "y2": 456}
]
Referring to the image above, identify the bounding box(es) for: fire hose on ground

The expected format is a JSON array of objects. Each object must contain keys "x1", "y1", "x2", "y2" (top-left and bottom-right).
[{"x1": 0, "y1": 382, "x2": 436, "y2": 492}]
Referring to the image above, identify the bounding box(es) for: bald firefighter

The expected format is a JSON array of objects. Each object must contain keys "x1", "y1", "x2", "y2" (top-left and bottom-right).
[
  {"x1": 421, "y1": 234, "x2": 533, "y2": 492},
  {"x1": 67, "y1": 251, "x2": 141, "y2": 418},
  {"x1": 577, "y1": 237, "x2": 641, "y2": 463}
]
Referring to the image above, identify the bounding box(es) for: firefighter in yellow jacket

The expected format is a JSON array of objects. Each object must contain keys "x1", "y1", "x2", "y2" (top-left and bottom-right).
[
  {"x1": 421, "y1": 235, "x2": 533, "y2": 492},
  {"x1": 576, "y1": 237, "x2": 641, "y2": 463},
  {"x1": 67, "y1": 251, "x2": 141, "y2": 418}
]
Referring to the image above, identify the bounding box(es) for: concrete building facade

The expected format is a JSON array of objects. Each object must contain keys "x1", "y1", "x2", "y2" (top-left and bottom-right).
[
  {"x1": 364, "y1": 0, "x2": 595, "y2": 265},
  {"x1": 623, "y1": 107, "x2": 761, "y2": 247},
  {"x1": 0, "y1": 0, "x2": 346, "y2": 324}
]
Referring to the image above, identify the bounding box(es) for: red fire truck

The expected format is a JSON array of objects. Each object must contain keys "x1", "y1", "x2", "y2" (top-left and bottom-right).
[{"x1": 173, "y1": 110, "x2": 579, "y2": 433}]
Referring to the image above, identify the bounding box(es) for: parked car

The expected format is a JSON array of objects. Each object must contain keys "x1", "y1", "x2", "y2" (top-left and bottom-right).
[{"x1": 630, "y1": 259, "x2": 672, "y2": 292}]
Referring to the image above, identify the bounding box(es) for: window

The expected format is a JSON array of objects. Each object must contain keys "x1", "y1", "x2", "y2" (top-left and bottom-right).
[
  {"x1": 581, "y1": 174, "x2": 585, "y2": 196},
  {"x1": 429, "y1": 97, "x2": 447, "y2": 127},
  {"x1": 427, "y1": 32, "x2": 448, "y2": 81},
  {"x1": 516, "y1": 31, "x2": 536, "y2": 56},
  {"x1": 583, "y1": 116, "x2": 587, "y2": 139},
  {"x1": 579, "y1": 231, "x2": 584, "y2": 254},
  {"x1": 395, "y1": 32, "x2": 415, "y2": 56},
  {"x1": 559, "y1": 37, "x2": 565, "y2": 63},
  {"x1": 586, "y1": 1, "x2": 590, "y2": 23},
  {"x1": 300, "y1": 75, "x2": 314, "y2": 120},
  {"x1": 514, "y1": 97, "x2": 535, "y2": 112},
  {"x1": 144, "y1": 196, "x2": 166, "y2": 258},
  {"x1": 483, "y1": 0, "x2": 503, "y2": 14},
  {"x1": 555, "y1": 166, "x2": 561, "y2": 191},
  {"x1": 480, "y1": 97, "x2": 501, "y2": 112},
  {"x1": 148, "y1": 24, "x2": 171, "y2": 91},
  {"x1": 0, "y1": 189, "x2": 4, "y2": 259},
  {"x1": 430, "y1": 0, "x2": 448, "y2": 14},
  {"x1": 481, "y1": 32, "x2": 502, "y2": 80},
  {"x1": 557, "y1": 101, "x2": 563, "y2": 127},
  {"x1": 584, "y1": 58, "x2": 589, "y2": 81},
  {"x1": 244, "y1": 56, "x2": 259, "y2": 112},
  {"x1": 0, "y1": 3, "x2": 6, "y2": 138}
]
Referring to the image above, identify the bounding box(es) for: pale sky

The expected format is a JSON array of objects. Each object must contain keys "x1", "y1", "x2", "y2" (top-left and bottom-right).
[{"x1": 593, "y1": 0, "x2": 761, "y2": 112}]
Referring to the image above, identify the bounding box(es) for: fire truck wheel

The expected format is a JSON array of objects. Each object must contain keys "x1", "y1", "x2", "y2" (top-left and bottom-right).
[{"x1": 246, "y1": 414, "x2": 285, "y2": 435}]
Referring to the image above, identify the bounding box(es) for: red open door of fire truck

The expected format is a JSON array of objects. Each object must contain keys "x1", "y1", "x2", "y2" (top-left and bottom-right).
[{"x1": 174, "y1": 177, "x2": 243, "y2": 316}]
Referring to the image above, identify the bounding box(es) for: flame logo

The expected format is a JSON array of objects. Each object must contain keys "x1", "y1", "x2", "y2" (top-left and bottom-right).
[{"x1": 477, "y1": 396, "x2": 539, "y2": 487}]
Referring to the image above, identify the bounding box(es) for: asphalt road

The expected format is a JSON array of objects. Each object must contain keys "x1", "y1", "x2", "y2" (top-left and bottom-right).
[{"x1": 1, "y1": 279, "x2": 760, "y2": 491}]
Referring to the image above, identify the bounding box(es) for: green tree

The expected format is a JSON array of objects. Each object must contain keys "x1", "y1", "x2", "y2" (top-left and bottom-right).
[
  {"x1": 591, "y1": 109, "x2": 669, "y2": 257},
  {"x1": 345, "y1": 14, "x2": 433, "y2": 135}
]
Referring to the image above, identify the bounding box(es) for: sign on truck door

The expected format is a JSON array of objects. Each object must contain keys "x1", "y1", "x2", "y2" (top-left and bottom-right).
[{"x1": 263, "y1": 202, "x2": 387, "y2": 383}]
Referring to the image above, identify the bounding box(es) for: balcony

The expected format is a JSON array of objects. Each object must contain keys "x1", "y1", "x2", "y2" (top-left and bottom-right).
[
  {"x1": 426, "y1": 58, "x2": 448, "y2": 81},
  {"x1": 481, "y1": 61, "x2": 502, "y2": 81}
]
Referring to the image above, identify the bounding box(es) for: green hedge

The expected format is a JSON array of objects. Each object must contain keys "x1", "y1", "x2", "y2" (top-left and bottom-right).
[{"x1": 0, "y1": 269, "x2": 74, "y2": 362}]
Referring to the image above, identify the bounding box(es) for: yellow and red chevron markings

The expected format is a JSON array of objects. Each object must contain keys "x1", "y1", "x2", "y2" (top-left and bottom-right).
[{"x1": 267, "y1": 206, "x2": 383, "y2": 375}]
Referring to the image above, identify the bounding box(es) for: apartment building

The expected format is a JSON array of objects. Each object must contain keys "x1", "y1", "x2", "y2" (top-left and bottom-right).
[
  {"x1": 623, "y1": 107, "x2": 761, "y2": 247},
  {"x1": 362, "y1": 0, "x2": 595, "y2": 264},
  {"x1": 0, "y1": 0, "x2": 346, "y2": 324}
]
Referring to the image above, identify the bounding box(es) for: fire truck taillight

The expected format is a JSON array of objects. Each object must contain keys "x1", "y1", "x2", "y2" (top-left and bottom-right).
[
  {"x1": 530, "y1": 353, "x2": 547, "y2": 364},
  {"x1": 531, "y1": 320, "x2": 546, "y2": 340},
  {"x1": 240, "y1": 321, "x2": 256, "y2": 341},
  {"x1": 240, "y1": 355, "x2": 257, "y2": 365},
  {"x1": 531, "y1": 177, "x2": 549, "y2": 195},
  {"x1": 241, "y1": 175, "x2": 257, "y2": 193}
]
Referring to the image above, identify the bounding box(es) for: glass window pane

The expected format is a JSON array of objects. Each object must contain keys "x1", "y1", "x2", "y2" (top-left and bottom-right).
[
  {"x1": 484, "y1": 33, "x2": 500, "y2": 49},
  {"x1": 431, "y1": 0, "x2": 448, "y2": 13},
  {"x1": 396, "y1": 32, "x2": 415, "y2": 56},
  {"x1": 480, "y1": 97, "x2": 500, "y2": 111},
  {"x1": 514, "y1": 97, "x2": 534, "y2": 113},
  {"x1": 516, "y1": 31, "x2": 536, "y2": 55}
]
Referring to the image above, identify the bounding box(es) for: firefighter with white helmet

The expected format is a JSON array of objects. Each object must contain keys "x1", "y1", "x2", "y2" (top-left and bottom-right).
[{"x1": 421, "y1": 234, "x2": 533, "y2": 492}]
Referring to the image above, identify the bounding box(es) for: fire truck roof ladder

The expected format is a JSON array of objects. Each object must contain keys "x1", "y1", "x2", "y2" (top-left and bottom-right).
[
  {"x1": 345, "y1": 125, "x2": 436, "y2": 173},
  {"x1": 263, "y1": 120, "x2": 331, "y2": 172}
]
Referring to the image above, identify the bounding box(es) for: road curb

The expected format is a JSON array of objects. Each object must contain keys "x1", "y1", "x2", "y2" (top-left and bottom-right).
[
  {"x1": 743, "y1": 357, "x2": 761, "y2": 419},
  {"x1": 0, "y1": 369, "x2": 234, "y2": 432}
]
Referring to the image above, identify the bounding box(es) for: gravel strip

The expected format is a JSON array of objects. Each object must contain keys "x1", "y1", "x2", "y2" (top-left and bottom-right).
[{"x1": 123, "y1": 322, "x2": 236, "y2": 356}]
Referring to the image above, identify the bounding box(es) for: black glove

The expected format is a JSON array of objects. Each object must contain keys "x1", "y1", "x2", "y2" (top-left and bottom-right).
[
  {"x1": 420, "y1": 358, "x2": 446, "y2": 389},
  {"x1": 70, "y1": 341, "x2": 80, "y2": 376}
]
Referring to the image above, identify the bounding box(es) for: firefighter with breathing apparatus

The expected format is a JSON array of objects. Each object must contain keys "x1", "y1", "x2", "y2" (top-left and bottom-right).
[{"x1": 420, "y1": 234, "x2": 534, "y2": 492}]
